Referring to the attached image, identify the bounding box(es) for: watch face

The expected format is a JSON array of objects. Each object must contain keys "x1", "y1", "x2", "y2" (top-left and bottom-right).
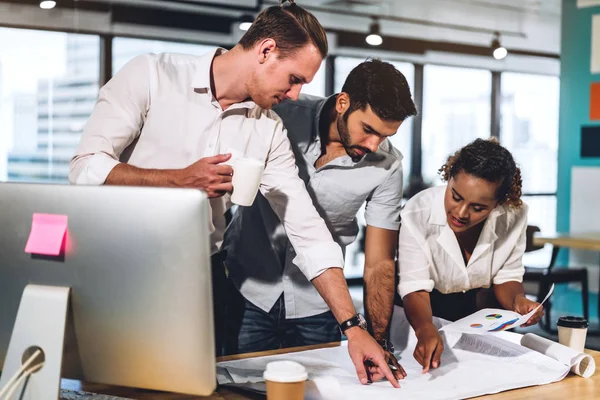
[{"x1": 357, "y1": 313, "x2": 368, "y2": 330}]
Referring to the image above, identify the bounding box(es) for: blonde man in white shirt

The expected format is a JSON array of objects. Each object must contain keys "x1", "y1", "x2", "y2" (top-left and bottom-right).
[
  {"x1": 398, "y1": 138, "x2": 544, "y2": 374},
  {"x1": 70, "y1": 0, "x2": 398, "y2": 388}
]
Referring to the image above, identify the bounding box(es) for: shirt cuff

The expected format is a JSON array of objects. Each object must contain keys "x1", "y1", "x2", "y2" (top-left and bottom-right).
[
  {"x1": 292, "y1": 241, "x2": 344, "y2": 281},
  {"x1": 493, "y1": 266, "x2": 525, "y2": 285},
  {"x1": 75, "y1": 154, "x2": 120, "y2": 185},
  {"x1": 398, "y1": 279, "x2": 435, "y2": 299},
  {"x1": 365, "y1": 218, "x2": 400, "y2": 231}
]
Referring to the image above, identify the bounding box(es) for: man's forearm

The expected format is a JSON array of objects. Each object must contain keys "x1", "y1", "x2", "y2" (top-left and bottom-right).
[
  {"x1": 364, "y1": 260, "x2": 395, "y2": 340},
  {"x1": 312, "y1": 268, "x2": 357, "y2": 323},
  {"x1": 493, "y1": 281, "x2": 526, "y2": 311},
  {"x1": 105, "y1": 163, "x2": 180, "y2": 187}
]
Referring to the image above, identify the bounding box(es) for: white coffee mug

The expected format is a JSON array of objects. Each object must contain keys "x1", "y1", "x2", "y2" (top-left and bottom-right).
[{"x1": 230, "y1": 157, "x2": 264, "y2": 207}]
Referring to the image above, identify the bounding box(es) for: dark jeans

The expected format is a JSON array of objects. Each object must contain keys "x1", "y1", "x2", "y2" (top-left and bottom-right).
[{"x1": 224, "y1": 290, "x2": 341, "y2": 355}]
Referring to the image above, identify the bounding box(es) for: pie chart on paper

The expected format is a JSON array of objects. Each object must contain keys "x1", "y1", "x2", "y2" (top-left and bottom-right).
[{"x1": 485, "y1": 314, "x2": 502, "y2": 320}]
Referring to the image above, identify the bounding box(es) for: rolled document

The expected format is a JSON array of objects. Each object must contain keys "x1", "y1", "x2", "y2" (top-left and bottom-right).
[{"x1": 521, "y1": 333, "x2": 596, "y2": 378}]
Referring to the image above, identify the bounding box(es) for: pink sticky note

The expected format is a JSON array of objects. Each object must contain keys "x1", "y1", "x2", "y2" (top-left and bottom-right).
[{"x1": 24, "y1": 213, "x2": 68, "y2": 256}]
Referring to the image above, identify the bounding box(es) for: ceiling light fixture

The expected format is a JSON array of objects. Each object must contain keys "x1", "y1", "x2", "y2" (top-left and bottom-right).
[
  {"x1": 238, "y1": 14, "x2": 254, "y2": 31},
  {"x1": 366, "y1": 18, "x2": 383, "y2": 46},
  {"x1": 39, "y1": 0, "x2": 56, "y2": 9},
  {"x1": 491, "y1": 31, "x2": 507, "y2": 60}
]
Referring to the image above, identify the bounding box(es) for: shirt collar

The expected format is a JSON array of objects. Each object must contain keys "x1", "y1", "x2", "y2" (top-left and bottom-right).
[
  {"x1": 314, "y1": 94, "x2": 338, "y2": 146},
  {"x1": 191, "y1": 47, "x2": 225, "y2": 90},
  {"x1": 430, "y1": 185, "x2": 449, "y2": 226},
  {"x1": 191, "y1": 47, "x2": 257, "y2": 111},
  {"x1": 313, "y1": 93, "x2": 369, "y2": 167}
]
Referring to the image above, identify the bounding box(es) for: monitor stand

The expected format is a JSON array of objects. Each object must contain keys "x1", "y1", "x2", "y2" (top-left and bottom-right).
[{"x1": 0, "y1": 284, "x2": 70, "y2": 400}]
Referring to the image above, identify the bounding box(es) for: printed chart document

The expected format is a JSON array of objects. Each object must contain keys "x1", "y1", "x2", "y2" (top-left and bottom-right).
[
  {"x1": 217, "y1": 303, "x2": 593, "y2": 400},
  {"x1": 441, "y1": 284, "x2": 555, "y2": 333}
]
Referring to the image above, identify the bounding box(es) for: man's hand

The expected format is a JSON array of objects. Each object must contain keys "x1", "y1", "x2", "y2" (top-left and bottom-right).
[
  {"x1": 177, "y1": 153, "x2": 233, "y2": 197},
  {"x1": 383, "y1": 349, "x2": 407, "y2": 381},
  {"x1": 513, "y1": 294, "x2": 544, "y2": 327},
  {"x1": 414, "y1": 322, "x2": 444, "y2": 373},
  {"x1": 346, "y1": 327, "x2": 400, "y2": 388}
]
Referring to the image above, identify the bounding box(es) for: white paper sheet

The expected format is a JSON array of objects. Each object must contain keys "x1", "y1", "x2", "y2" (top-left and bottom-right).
[
  {"x1": 440, "y1": 284, "x2": 554, "y2": 333},
  {"x1": 217, "y1": 307, "x2": 573, "y2": 400}
]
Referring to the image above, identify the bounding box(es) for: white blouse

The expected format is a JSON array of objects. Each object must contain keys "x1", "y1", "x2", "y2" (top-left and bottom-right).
[{"x1": 397, "y1": 185, "x2": 528, "y2": 299}]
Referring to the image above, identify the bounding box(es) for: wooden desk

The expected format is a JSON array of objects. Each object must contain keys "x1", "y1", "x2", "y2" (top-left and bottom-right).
[
  {"x1": 60, "y1": 342, "x2": 599, "y2": 400},
  {"x1": 533, "y1": 232, "x2": 600, "y2": 251},
  {"x1": 533, "y1": 231, "x2": 600, "y2": 334}
]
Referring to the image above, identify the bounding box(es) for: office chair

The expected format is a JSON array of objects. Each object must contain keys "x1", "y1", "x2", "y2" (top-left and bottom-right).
[{"x1": 523, "y1": 225, "x2": 589, "y2": 332}]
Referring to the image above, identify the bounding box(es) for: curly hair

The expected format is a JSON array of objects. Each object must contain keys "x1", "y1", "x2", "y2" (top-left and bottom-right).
[{"x1": 438, "y1": 138, "x2": 523, "y2": 208}]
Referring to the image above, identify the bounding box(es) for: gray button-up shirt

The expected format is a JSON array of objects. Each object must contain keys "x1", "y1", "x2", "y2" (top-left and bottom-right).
[{"x1": 222, "y1": 94, "x2": 404, "y2": 318}]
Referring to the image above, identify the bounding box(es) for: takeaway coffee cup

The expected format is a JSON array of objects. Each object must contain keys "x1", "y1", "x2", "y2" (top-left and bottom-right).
[
  {"x1": 557, "y1": 316, "x2": 589, "y2": 353},
  {"x1": 230, "y1": 157, "x2": 264, "y2": 206},
  {"x1": 263, "y1": 360, "x2": 308, "y2": 400}
]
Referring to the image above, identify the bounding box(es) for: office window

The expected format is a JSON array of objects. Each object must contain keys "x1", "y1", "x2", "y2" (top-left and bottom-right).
[
  {"x1": 334, "y1": 56, "x2": 415, "y2": 184},
  {"x1": 521, "y1": 195, "x2": 557, "y2": 266},
  {"x1": 300, "y1": 60, "x2": 326, "y2": 97},
  {"x1": 0, "y1": 28, "x2": 99, "y2": 183},
  {"x1": 501, "y1": 72, "x2": 559, "y2": 265},
  {"x1": 113, "y1": 37, "x2": 215, "y2": 74},
  {"x1": 501, "y1": 73, "x2": 559, "y2": 195},
  {"x1": 421, "y1": 65, "x2": 491, "y2": 184}
]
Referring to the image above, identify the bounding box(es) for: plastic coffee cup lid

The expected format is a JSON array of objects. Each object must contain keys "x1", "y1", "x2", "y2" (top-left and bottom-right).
[
  {"x1": 263, "y1": 360, "x2": 308, "y2": 383},
  {"x1": 557, "y1": 316, "x2": 589, "y2": 329}
]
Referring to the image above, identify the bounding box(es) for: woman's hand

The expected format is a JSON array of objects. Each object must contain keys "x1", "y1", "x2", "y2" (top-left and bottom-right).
[
  {"x1": 414, "y1": 323, "x2": 444, "y2": 373},
  {"x1": 513, "y1": 294, "x2": 544, "y2": 327}
]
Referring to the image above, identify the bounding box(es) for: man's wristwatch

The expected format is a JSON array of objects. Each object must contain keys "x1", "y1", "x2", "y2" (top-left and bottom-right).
[
  {"x1": 377, "y1": 338, "x2": 395, "y2": 353},
  {"x1": 339, "y1": 313, "x2": 368, "y2": 334}
]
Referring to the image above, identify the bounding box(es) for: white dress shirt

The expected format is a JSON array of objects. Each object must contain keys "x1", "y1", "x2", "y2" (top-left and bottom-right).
[
  {"x1": 223, "y1": 94, "x2": 403, "y2": 318},
  {"x1": 70, "y1": 48, "x2": 344, "y2": 281},
  {"x1": 397, "y1": 185, "x2": 528, "y2": 299}
]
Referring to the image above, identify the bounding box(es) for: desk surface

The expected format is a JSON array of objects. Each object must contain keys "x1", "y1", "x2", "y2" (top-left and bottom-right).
[
  {"x1": 533, "y1": 232, "x2": 600, "y2": 251},
  {"x1": 61, "y1": 342, "x2": 600, "y2": 400}
]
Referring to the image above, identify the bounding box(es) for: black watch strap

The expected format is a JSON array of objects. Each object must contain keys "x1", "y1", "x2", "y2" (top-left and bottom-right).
[
  {"x1": 377, "y1": 338, "x2": 395, "y2": 353},
  {"x1": 339, "y1": 313, "x2": 367, "y2": 334}
]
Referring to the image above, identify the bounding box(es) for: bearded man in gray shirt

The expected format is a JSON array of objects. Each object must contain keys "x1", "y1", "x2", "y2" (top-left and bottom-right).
[{"x1": 222, "y1": 60, "x2": 417, "y2": 373}]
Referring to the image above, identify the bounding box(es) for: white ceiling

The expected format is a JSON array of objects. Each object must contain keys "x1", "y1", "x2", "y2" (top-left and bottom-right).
[
  {"x1": 102, "y1": 0, "x2": 562, "y2": 61},
  {"x1": 300, "y1": 0, "x2": 561, "y2": 16},
  {"x1": 278, "y1": 0, "x2": 562, "y2": 55}
]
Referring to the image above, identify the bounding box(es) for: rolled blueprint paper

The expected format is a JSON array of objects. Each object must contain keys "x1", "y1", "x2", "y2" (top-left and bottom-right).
[{"x1": 521, "y1": 333, "x2": 595, "y2": 378}]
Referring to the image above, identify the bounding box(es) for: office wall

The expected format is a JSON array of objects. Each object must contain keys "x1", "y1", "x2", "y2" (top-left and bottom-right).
[{"x1": 557, "y1": 0, "x2": 600, "y2": 292}]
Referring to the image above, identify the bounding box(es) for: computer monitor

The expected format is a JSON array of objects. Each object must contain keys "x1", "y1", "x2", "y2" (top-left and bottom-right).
[{"x1": 0, "y1": 183, "x2": 215, "y2": 397}]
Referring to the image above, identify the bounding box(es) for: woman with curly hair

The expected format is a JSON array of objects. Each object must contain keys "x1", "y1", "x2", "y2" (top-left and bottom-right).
[{"x1": 397, "y1": 138, "x2": 543, "y2": 373}]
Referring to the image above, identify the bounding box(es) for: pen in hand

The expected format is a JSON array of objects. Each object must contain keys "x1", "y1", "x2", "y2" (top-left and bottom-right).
[{"x1": 365, "y1": 359, "x2": 374, "y2": 384}]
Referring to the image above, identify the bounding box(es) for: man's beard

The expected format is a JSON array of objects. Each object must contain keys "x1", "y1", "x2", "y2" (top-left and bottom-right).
[{"x1": 336, "y1": 109, "x2": 370, "y2": 162}]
